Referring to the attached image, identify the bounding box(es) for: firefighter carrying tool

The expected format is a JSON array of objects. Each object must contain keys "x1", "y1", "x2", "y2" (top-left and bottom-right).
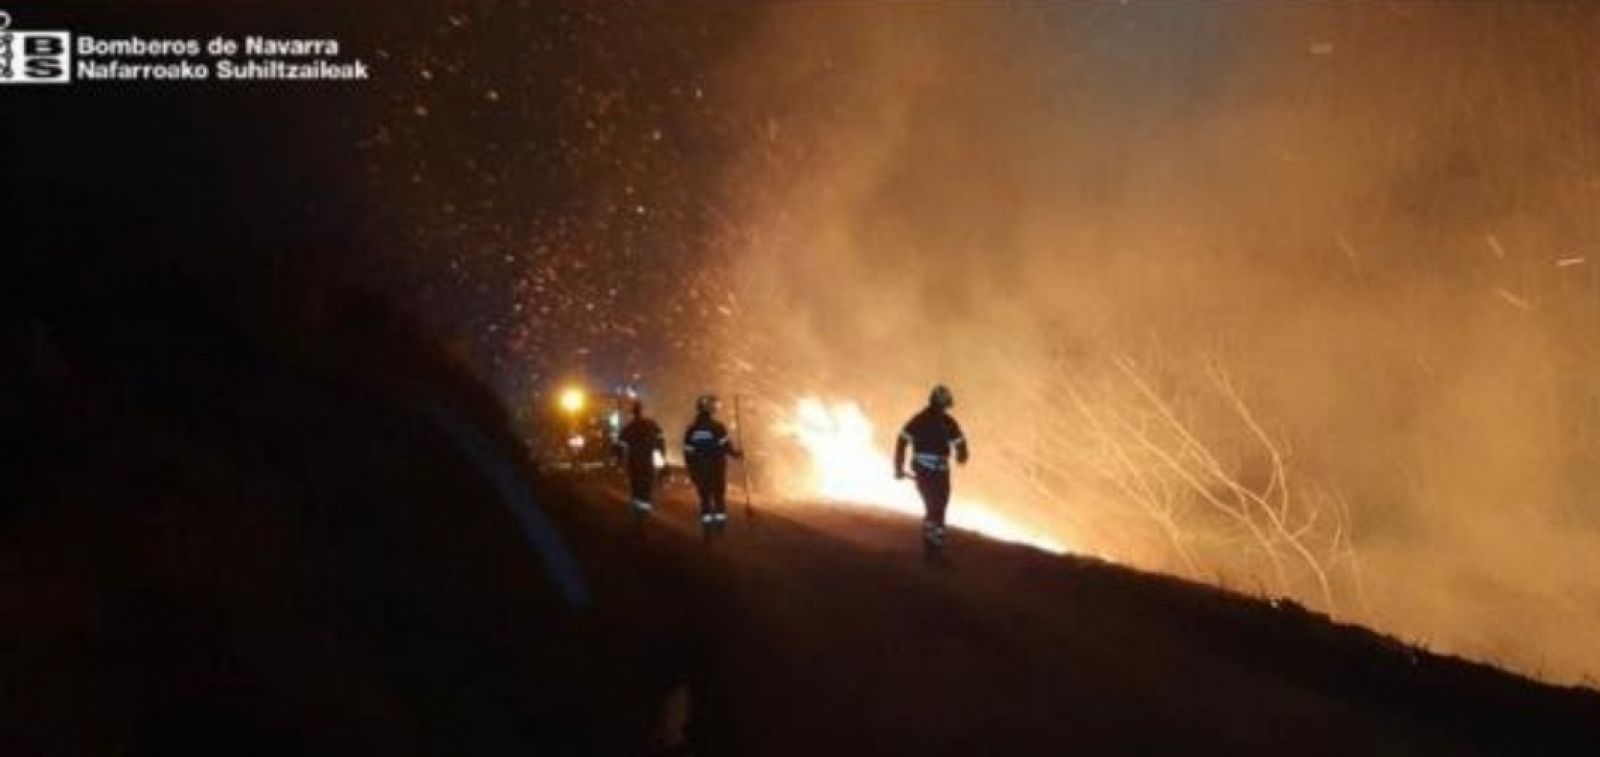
[{"x1": 684, "y1": 394, "x2": 743, "y2": 529}]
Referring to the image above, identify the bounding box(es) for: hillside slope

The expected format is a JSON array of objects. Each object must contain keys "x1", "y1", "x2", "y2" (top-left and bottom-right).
[
  {"x1": 5, "y1": 272, "x2": 692, "y2": 755},
  {"x1": 553, "y1": 477, "x2": 1600, "y2": 756},
  {"x1": 8, "y1": 270, "x2": 1599, "y2": 755}
]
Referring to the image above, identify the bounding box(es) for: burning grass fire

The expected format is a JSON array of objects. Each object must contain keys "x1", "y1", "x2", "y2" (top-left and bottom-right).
[
  {"x1": 775, "y1": 397, "x2": 1069, "y2": 554},
  {"x1": 352, "y1": 0, "x2": 1600, "y2": 685}
]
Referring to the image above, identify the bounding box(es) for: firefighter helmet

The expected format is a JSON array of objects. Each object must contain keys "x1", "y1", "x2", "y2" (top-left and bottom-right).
[{"x1": 929, "y1": 384, "x2": 954, "y2": 410}]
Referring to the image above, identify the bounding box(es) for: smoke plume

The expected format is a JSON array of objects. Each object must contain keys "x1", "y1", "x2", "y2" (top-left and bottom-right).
[{"x1": 705, "y1": 3, "x2": 1600, "y2": 684}]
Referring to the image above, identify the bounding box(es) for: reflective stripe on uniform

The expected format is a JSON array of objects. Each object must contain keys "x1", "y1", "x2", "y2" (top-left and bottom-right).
[{"x1": 913, "y1": 453, "x2": 949, "y2": 471}]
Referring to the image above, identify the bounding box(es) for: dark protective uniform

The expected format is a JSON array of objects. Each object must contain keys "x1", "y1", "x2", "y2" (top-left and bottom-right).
[
  {"x1": 615, "y1": 416, "x2": 665, "y2": 507},
  {"x1": 683, "y1": 412, "x2": 742, "y2": 518},
  {"x1": 894, "y1": 406, "x2": 969, "y2": 529}
]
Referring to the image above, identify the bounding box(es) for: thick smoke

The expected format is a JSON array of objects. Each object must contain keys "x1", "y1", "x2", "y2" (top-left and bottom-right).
[{"x1": 706, "y1": 3, "x2": 1600, "y2": 683}]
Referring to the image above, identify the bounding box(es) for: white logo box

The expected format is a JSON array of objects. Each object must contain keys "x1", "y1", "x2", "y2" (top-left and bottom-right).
[{"x1": 2, "y1": 15, "x2": 73, "y2": 85}]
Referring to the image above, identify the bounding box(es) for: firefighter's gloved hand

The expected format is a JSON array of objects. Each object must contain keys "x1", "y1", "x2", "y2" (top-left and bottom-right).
[{"x1": 895, "y1": 469, "x2": 908, "y2": 480}]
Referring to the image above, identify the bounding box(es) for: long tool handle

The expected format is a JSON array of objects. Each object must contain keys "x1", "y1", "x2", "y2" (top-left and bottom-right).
[{"x1": 735, "y1": 394, "x2": 754, "y2": 518}]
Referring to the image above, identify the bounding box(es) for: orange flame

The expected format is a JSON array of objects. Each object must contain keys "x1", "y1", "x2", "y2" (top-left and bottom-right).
[{"x1": 775, "y1": 397, "x2": 1068, "y2": 553}]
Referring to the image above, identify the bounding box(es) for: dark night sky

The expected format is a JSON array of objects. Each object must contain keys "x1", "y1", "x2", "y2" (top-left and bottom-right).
[{"x1": 5, "y1": 2, "x2": 752, "y2": 407}]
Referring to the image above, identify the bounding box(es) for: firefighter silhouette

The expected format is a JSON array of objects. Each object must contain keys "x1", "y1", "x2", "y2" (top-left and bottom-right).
[
  {"x1": 683, "y1": 394, "x2": 743, "y2": 527},
  {"x1": 614, "y1": 399, "x2": 665, "y2": 516},
  {"x1": 894, "y1": 385, "x2": 969, "y2": 547}
]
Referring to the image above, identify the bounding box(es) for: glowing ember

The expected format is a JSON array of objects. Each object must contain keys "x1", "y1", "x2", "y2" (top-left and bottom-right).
[{"x1": 776, "y1": 397, "x2": 1068, "y2": 553}]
